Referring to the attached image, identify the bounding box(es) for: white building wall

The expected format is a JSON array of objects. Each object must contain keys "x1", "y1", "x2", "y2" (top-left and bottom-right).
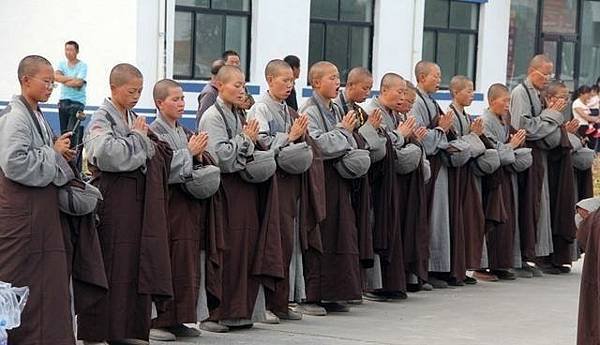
[
  {"x1": 476, "y1": 0, "x2": 511, "y2": 106},
  {"x1": 0, "y1": 0, "x2": 142, "y2": 109}
]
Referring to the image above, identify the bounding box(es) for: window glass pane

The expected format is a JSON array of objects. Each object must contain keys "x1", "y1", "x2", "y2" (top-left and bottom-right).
[
  {"x1": 340, "y1": 0, "x2": 373, "y2": 22},
  {"x1": 542, "y1": 0, "x2": 578, "y2": 34},
  {"x1": 325, "y1": 25, "x2": 350, "y2": 82},
  {"x1": 422, "y1": 31, "x2": 436, "y2": 62},
  {"x1": 436, "y1": 32, "x2": 457, "y2": 86},
  {"x1": 311, "y1": 0, "x2": 339, "y2": 20},
  {"x1": 174, "y1": 11, "x2": 193, "y2": 77},
  {"x1": 211, "y1": 0, "x2": 250, "y2": 11},
  {"x1": 561, "y1": 41, "x2": 576, "y2": 90},
  {"x1": 449, "y1": 1, "x2": 478, "y2": 30},
  {"x1": 225, "y1": 16, "x2": 248, "y2": 72},
  {"x1": 176, "y1": 0, "x2": 209, "y2": 7},
  {"x1": 456, "y1": 33, "x2": 476, "y2": 80},
  {"x1": 350, "y1": 26, "x2": 370, "y2": 69},
  {"x1": 578, "y1": 1, "x2": 600, "y2": 87},
  {"x1": 424, "y1": 0, "x2": 449, "y2": 28},
  {"x1": 195, "y1": 13, "x2": 223, "y2": 79},
  {"x1": 543, "y1": 40, "x2": 558, "y2": 66},
  {"x1": 506, "y1": 0, "x2": 538, "y2": 88},
  {"x1": 309, "y1": 23, "x2": 325, "y2": 70}
]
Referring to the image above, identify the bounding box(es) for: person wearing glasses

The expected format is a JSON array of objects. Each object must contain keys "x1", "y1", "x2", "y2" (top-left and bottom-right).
[
  {"x1": 0, "y1": 55, "x2": 77, "y2": 345},
  {"x1": 55, "y1": 40, "x2": 87, "y2": 135},
  {"x1": 510, "y1": 55, "x2": 579, "y2": 277}
]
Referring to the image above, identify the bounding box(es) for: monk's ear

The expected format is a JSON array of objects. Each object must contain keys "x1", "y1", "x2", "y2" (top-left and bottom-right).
[
  {"x1": 266, "y1": 75, "x2": 273, "y2": 84},
  {"x1": 215, "y1": 80, "x2": 224, "y2": 91},
  {"x1": 312, "y1": 78, "x2": 321, "y2": 89}
]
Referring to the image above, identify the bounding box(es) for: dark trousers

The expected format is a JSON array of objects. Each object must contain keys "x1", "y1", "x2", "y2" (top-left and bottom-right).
[
  {"x1": 58, "y1": 99, "x2": 84, "y2": 134},
  {"x1": 58, "y1": 99, "x2": 85, "y2": 173}
]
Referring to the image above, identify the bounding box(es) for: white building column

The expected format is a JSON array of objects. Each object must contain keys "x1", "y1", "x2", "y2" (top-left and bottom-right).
[
  {"x1": 476, "y1": 0, "x2": 511, "y2": 100},
  {"x1": 249, "y1": 0, "x2": 311, "y2": 95},
  {"x1": 372, "y1": 0, "x2": 425, "y2": 84}
]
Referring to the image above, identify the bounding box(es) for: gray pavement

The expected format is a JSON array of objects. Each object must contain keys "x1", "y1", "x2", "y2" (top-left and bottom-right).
[{"x1": 149, "y1": 261, "x2": 582, "y2": 345}]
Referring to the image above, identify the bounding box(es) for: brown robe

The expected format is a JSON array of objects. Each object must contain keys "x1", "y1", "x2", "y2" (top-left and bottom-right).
[
  {"x1": 304, "y1": 160, "x2": 362, "y2": 302},
  {"x1": 547, "y1": 127, "x2": 577, "y2": 266},
  {"x1": 61, "y1": 208, "x2": 109, "y2": 316},
  {"x1": 483, "y1": 166, "x2": 515, "y2": 269},
  {"x1": 78, "y1": 134, "x2": 173, "y2": 341},
  {"x1": 577, "y1": 209, "x2": 600, "y2": 345},
  {"x1": 370, "y1": 130, "x2": 406, "y2": 292},
  {"x1": 517, "y1": 141, "x2": 545, "y2": 261},
  {"x1": 1, "y1": 172, "x2": 75, "y2": 345},
  {"x1": 265, "y1": 117, "x2": 325, "y2": 314},
  {"x1": 153, "y1": 184, "x2": 204, "y2": 327},
  {"x1": 399, "y1": 152, "x2": 430, "y2": 282}
]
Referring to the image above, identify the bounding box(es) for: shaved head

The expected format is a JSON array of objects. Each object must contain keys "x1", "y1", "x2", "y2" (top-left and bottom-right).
[
  {"x1": 308, "y1": 61, "x2": 337, "y2": 86},
  {"x1": 265, "y1": 59, "x2": 292, "y2": 79},
  {"x1": 17, "y1": 55, "x2": 52, "y2": 84},
  {"x1": 153, "y1": 79, "x2": 181, "y2": 104},
  {"x1": 347, "y1": 67, "x2": 372, "y2": 85},
  {"x1": 216, "y1": 65, "x2": 244, "y2": 84},
  {"x1": 449, "y1": 75, "x2": 472, "y2": 97},
  {"x1": 110, "y1": 63, "x2": 143, "y2": 87},
  {"x1": 380, "y1": 72, "x2": 404, "y2": 90},
  {"x1": 414, "y1": 60, "x2": 439, "y2": 80},
  {"x1": 529, "y1": 54, "x2": 553, "y2": 69},
  {"x1": 543, "y1": 80, "x2": 568, "y2": 98},
  {"x1": 211, "y1": 59, "x2": 225, "y2": 76},
  {"x1": 487, "y1": 83, "x2": 509, "y2": 102}
]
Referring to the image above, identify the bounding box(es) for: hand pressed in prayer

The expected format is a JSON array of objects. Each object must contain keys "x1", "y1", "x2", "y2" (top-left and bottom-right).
[
  {"x1": 54, "y1": 132, "x2": 76, "y2": 161},
  {"x1": 132, "y1": 116, "x2": 149, "y2": 136},
  {"x1": 368, "y1": 109, "x2": 383, "y2": 129},
  {"x1": 397, "y1": 116, "x2": 416, "y2": 138},
  {"x1": 341, "y1": 112, "x2": 357, "y2": 132},
  {"x1": 509, "y1": 129, "x2": 527, "y2": 149},
  {"x1": 188, "y1": 131, "x2": 208, "y2": 157},
  {"x1": 438, "y1": 111, "x2": 455, "y2": 132},
  {"x1": 413, "y1": 126, "x2": 428, "y2": 142},
  {"x1": 243, "y1": 119, "x2": 260, "y2": 143},
  {"x1": 470, "y1": 117, "x2": 484, "y2": 136},
  {"x1": 565, "y1": 118, "x2": 580, "y2": 134},
  {"x1": 549, "y1": 98, "x2": 568, "y2": 112},
  {"x1": 289, "y1": 114, "x2": 309, "y2": 142}
]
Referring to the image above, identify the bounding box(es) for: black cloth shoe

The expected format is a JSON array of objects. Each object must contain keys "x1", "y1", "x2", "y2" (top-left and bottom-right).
[
  {"x1": 385, "y1": 291, "x2": 407, "y2": 300},
  {"x1": 556, "y1": 265, "x2": 571, "y2": 274},
  {"x1": 464, "y1": 276, "x2": 477, "y2": 285},
  {"x1": 447, "y1": 277, "x2": 465, "y2": 286},
  {"x1": 319, "y1": 302, "x2": 350, "y2": 312},
  {"x1": 492, "y1": 269, "x2": 516, "y2": 280},
  {"x1": 407, "y1": 283, "x2": 421, "y2": 292}
]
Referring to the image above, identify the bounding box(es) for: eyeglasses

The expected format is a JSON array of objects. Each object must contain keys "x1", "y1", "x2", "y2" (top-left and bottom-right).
[
  {"x1": 533, "y1": 68, "x2": 555, "y2": 80},
  {"x1": 29, "y1": 77, "x2": 58, "y2": 89}
]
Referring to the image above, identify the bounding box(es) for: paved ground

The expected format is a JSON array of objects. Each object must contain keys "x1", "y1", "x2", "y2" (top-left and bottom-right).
[{"x1": 146, "y1": 260, "x2": 583, "y2": 345}]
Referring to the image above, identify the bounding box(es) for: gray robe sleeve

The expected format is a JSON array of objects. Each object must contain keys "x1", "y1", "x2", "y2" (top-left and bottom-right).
[
  {"x1": 304, "y1": 106, "x2": 352, "y2": 160},
  {"x1": 151, "y1": 128, "x2": 194, "y2": 184},
  {"x1": 412, "y1": 100, "x2": 447, "y2": 156},
  {"x1": 247, "y1": 103, "x2": 289, "y2": 152},
  {"x1": 198, "y1": 111, "x2": 254, "y2": 173},
  {"x1": 483, "y1": 119, "x2": 515, "y2": 166},
  {"x1": 510, "y1": 88, "x2": 560, "y2": 140},
  {"x1": 84, "y1": 113, "x2": 155, "y2": 172},
  {"x1": 358, "y1": 122, "x2": 387, "y2": 162},
  {"x1": 167, "y1": 146, "x2": 193, "y2": 184},
  {"x1": 0, "y1": 112, "x2": 74, "y2": 187}
]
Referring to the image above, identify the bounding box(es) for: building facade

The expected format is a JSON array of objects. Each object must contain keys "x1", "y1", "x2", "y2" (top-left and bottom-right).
[{"x1": 0, "y1": 0, "x2": 598, "y2": 131}]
